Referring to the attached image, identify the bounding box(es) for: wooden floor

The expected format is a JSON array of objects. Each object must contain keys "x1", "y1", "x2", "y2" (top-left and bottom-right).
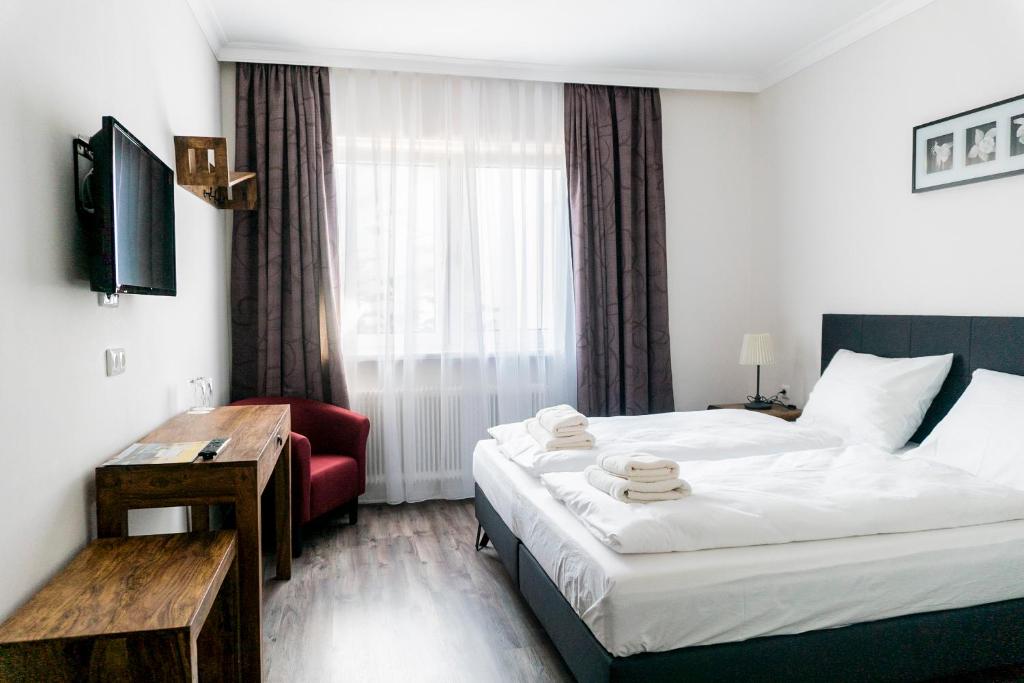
[
  {"x1": 263, "y1": 500, "x2": 1024, "y2": 683},
  {"x1": 261, "y1": 499, "x2": 573, "y2": 683}
]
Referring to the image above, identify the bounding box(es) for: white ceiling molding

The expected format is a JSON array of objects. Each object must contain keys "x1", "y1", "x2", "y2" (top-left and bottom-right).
[
  {"x1": 217, "y1": 43, "x2": 761, "y2": 93},
  {"x1": 188, "y1": 0, "x2": 937, "y2": 93},
  {"x1": 757, "y1": 0, "x2": 938, "y2": 90},
  {"x1": 184, "y1": 0, "x2": 227, "y2": 55}
]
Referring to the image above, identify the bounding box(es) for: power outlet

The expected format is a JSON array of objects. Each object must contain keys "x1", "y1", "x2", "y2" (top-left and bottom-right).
[
  {"x1": 779, "y1": 384, "x2": 791, "y2": 396},
  {"x1": 105, "y1": 348, "x2": 127, "y2": 376}
]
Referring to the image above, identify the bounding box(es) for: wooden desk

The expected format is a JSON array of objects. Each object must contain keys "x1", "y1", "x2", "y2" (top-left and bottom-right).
[
  {"x1": 0, "y1": 532, "x2": 239, "y2": 682},
  {"x1": 95, "y1": 405, "x2": 291, "y2": 682}
]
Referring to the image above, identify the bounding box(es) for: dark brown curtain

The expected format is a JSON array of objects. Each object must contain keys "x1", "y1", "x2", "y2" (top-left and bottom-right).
[
  {"x1": 231, "y1": 63, "x2": 349, "y2": 407},
  {"x1": 564, "y1": 84, "x2": 674, "y2": 416}
]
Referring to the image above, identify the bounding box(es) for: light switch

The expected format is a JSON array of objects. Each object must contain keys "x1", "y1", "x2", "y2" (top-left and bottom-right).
[{"x1": 106, "y1": 348, "x2": 127, "y2": 376}]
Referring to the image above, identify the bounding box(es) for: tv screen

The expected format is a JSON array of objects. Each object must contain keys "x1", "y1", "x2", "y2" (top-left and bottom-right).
[{"x1": 84, "y1": 116, "x2": 176, "y2": 296}]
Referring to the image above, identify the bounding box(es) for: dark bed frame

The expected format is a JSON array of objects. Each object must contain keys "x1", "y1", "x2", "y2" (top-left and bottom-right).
[{"x1": 475, "y1": 314, "x2": 1024, "y2": 682}]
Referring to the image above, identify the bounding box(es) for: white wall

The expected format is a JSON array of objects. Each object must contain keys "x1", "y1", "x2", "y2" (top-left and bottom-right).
[
  {"x1": 661, "y1": 90, "x2": 768, "y2": 409},
  {"x1": 752, "y1": 0, "x2": 1024, "y2": 404},
  {"x1": 0, "y1": 0, "x2": 228, "y2": 618}
]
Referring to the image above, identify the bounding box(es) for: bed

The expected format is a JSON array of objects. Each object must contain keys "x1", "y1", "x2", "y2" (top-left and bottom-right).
[{"x1": 474, "y1": 314, "x2": 1024, "y2": 682}]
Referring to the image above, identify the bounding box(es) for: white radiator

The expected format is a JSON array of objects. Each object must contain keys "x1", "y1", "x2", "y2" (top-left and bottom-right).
[{"x1": 351, "y1": 388, "x2": 546, "y2": 492}]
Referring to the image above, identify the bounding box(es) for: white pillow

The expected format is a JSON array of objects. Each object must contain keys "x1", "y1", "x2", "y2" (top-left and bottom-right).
[
  {"x1": 797, "y1": 349, "x2": 953, "y2": 451},
  {"x1": 916, "y1": 369, "x2": 1024, "y2": 489}
]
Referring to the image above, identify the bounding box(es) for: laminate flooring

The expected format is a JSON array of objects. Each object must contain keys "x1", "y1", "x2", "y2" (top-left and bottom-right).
[
  {"x1": 262, "y1": 499, "x2": 572, "y2": 683},
  {"x1": 262, "y1": 500, "x2": 1024, "y2": 683}
]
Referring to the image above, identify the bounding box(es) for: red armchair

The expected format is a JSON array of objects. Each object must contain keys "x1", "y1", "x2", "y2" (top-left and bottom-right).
[{"x1": 231, "y1": 397, "x2": 369, "y2": 554}]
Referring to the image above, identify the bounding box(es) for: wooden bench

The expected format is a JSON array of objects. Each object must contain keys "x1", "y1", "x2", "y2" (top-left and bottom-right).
[{"x1": 0, "y1": 531, "x2": 239, "y2": 682}]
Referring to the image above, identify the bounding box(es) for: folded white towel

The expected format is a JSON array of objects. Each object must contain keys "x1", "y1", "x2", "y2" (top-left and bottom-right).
[
  {"x1": 584, "y1": 466, "x2": 691, "y2": 503},
  {"x1": 526, "y1": 418, "x2": 595, "y2": 451},
  {"x1": 597, "y1": 452, "x2": 680, "y2": 482},
  {"x1": 536, "y1": 404, "x2": 589, "y2": 437}
]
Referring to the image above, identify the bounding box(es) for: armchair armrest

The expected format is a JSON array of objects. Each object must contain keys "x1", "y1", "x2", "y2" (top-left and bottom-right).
[
  {"x1": 290, "y1": 432, "x2": 312, "y2": 524},
  {"x1": 296, "y1": 403, "x2": 370, "y2": 497}
]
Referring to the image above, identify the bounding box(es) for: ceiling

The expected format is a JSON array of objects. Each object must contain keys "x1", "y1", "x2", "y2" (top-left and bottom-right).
[{"x1": 187, "y1": 0, "x2": 936, "y2": 92}]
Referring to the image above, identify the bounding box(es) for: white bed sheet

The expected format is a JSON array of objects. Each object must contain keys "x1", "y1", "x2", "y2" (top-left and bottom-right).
[
  {"x1": 541, "y1": 446, "x2": 1024, "y2": 554},
  {"x1": 489, "y1": 408, "x2": 846, "y2": 476},
  {"x1": 473, "y1": 440, "x2": 1024, "y2": 657}
]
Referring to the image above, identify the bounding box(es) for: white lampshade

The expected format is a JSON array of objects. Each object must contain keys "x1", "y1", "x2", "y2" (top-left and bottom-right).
[{"x1": 739, "y1": 333, "x2": 775, "y2": 367}]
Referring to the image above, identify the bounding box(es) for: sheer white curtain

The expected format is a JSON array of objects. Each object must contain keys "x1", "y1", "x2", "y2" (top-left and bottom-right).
[{"x1": 332, "y1": 70, "x2": 575, "y2": 503}]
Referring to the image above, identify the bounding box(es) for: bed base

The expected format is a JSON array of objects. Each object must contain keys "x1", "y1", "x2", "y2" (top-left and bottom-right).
[
  {"x1": 474, "y1": 525, "x2": 490, "y2": 551},
  {"x1": 476, "y1": 484, "x2": 1024, "y2": 683},
  {"x1": 474, "y1": 482, "x2": 520, "y2": 585}
]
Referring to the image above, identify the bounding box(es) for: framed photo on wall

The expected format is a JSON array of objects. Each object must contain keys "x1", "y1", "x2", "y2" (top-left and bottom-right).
[{"x1": 912, "y1": 92, "x2": 1024, "y2": 192}]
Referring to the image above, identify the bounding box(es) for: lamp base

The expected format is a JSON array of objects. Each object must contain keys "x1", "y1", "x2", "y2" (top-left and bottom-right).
[{"x1": 744, "y1": 400, "x2": 773, "y2": 410}]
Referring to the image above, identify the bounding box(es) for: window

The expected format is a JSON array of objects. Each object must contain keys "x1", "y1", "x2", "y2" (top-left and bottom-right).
[
  {"x1": 335, "y1": 100, "x2": 572, "y2": 360},
  {"x1": 331, "y1": 69, "x2": 575, "y2": 503}
]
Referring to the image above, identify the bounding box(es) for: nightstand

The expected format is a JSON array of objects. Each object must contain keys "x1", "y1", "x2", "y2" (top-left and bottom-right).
[{"x1": 707, "y1": 403, "x2": 802, "y2": 422}]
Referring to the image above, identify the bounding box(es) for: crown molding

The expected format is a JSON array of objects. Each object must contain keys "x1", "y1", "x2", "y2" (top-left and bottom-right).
[
  {"x1": 190, "y1": 0, "x2": 936, "y2": 93},
  {"x1": 757, "y1": 0, "x2": 938, "y2": 90},
  {"x1": 217, "y1": 43, "x2": 761, "y2": 92},
  {"x1": 184, "y1": 0, "x2": 227, "y2": 55}
]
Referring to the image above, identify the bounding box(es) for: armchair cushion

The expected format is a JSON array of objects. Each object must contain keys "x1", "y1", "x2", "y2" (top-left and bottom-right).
[{"x1": 308, "y1": 456, "x2": 360, "y2": 520}]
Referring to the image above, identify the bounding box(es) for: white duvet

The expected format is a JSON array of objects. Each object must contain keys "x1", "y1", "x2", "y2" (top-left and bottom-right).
[
  {"x1": 541, "y1": 445, "x2": 1024, "y2": 554},
  {"x1": 487, "y1": 409, "x2": 843, "y2": 476}
]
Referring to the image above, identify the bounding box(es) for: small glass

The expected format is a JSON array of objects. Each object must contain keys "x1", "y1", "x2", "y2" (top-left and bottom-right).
[{"x1": 188, "y1": 377, "x2": 214, "y2": 414}]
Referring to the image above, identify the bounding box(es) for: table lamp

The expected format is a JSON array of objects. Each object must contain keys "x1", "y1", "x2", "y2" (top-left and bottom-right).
[{"x1": 739, "y1": 333, "x2": 775, "y2": 410}]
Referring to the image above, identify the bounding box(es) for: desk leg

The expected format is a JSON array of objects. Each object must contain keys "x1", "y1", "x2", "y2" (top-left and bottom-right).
[
  {"x1": 274, "y1": 441, "x2": 292, "y2": 580},
  {"x1": 96, "y1": 487, "x2": 128, "y2": 538},
  {"x1": 234, "y1": 480, "x2": 263, "y2": 683},
  {"x1": 186, "y1": 634, "x2": 199, "y2": 683},
  {"x1": 190, "y1": 505, "x2": 210, "y2": 532}
]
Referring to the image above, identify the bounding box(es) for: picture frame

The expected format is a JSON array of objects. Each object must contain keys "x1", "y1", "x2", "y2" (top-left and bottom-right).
[{"x1": 912, "y1": 92, "x2": 1024, "y2": 192}]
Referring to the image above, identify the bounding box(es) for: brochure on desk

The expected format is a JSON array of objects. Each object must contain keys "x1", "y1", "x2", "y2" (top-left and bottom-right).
[{"x1": 103, "y1": 441, "x2": 208, "y2": 466}]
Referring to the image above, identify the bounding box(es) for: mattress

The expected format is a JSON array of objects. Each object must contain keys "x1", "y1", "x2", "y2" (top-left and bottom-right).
[{"x1": 473, "y1": 440, "x2": 1024, "y2": 657}]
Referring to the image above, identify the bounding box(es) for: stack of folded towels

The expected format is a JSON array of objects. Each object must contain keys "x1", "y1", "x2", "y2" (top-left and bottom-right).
[
  {"x1": 586, "y1": 452, "x2": 691, "y2": 503},
  {"x1": 527, "y1": 405, "x2": 595, "y2": 451}
]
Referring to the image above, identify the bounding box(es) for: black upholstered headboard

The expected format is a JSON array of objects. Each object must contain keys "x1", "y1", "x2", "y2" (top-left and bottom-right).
[{"x1": 821, "y1": 315, "x2": 1024, "y2": 443}]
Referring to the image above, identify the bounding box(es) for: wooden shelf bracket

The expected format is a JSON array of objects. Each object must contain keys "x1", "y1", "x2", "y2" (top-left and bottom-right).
[{"x1": 173, "y1": 136, "x2": 257, "y2": 210}]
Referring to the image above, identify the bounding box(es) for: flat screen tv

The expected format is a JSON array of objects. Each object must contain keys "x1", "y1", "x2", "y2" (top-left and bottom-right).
[{"x1": 78, "y1": 116, "x2": 176, "y2": 296}]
